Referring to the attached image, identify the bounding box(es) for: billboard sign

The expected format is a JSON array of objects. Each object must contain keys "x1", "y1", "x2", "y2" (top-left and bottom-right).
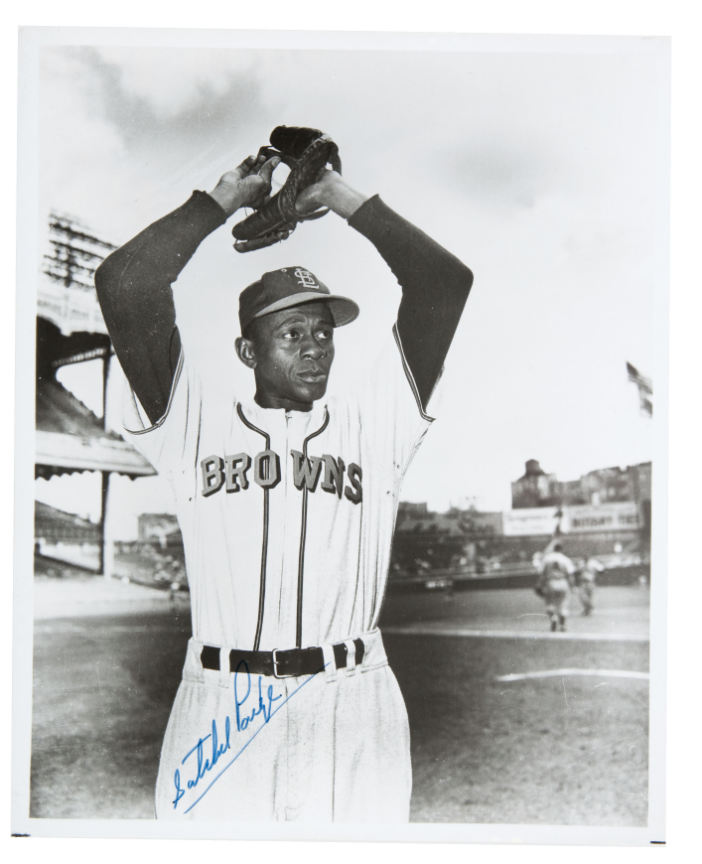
[{"x1": 503, "y1": 502, "x2": 639, "y2": 536}]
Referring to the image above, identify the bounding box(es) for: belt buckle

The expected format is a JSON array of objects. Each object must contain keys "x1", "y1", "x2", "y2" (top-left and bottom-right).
[{"x1": 271, "y1": 648, "x2": 295, "y2": 679}]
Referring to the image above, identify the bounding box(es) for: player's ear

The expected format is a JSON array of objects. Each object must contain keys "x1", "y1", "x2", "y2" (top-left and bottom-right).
[{"x1": 235, "y1": 336, "x2": 257, "y2": 369}]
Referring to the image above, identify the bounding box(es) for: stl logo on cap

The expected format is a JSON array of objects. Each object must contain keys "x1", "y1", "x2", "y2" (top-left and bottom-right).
[{"x1": 293, "y1": 268, "x2": 320, "y2": 290}]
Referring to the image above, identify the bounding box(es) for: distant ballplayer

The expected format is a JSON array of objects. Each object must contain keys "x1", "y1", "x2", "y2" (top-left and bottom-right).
[
  {"x1": 96, "y1": 126, "x2": 472, "y2": 822},
  {"x1": 535, "y1": 542, "x2": 576, "y2": 632},
  {"x1": 574, "y1": 556, "x2": 604, "y2": 615}
]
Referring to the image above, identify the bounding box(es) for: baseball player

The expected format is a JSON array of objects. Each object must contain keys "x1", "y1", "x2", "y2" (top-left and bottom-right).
[
  {"x1": 534, "y1": 542, "x2": 576, "y2": 632},
  {"x1": 574, "y1": 556, "x2": 604, "y2": 615},
  {"x1": 95, "y1": 134, "x2": 472, "y2": 822}
]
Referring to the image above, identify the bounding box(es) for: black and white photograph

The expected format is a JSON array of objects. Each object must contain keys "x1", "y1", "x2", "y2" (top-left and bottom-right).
[{"x1": 12, "y1": 24, "x2": 670, "y2": 845}]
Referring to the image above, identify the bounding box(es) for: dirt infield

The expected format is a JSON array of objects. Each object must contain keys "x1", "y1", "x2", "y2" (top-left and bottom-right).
[{"x1": 27, "y1": 579, "x2": 650, "y2": 827}]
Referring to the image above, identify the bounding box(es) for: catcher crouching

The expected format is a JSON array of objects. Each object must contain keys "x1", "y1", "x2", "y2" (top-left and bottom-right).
[{"x1": 95, "y1": 127, "x2": 473, "y2": 822}]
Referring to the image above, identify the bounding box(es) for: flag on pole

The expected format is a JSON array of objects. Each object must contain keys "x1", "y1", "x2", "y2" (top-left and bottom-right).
[{"x1": 626, "y1": 362, "x2": 653, "y2": 416}]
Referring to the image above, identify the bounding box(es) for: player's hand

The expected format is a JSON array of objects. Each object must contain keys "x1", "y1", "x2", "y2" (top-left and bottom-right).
[
  {"x1": 209, "y1": 154, "x2": 281, "y2": 218},
  {"x1": 295, "y1": 169, "x2": 370, "y2": 220}
]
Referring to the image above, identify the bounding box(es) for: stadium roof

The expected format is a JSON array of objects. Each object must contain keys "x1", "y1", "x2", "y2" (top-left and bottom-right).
[{"x1": 35, "y1": 377, "x2": 154, "y2": 479}]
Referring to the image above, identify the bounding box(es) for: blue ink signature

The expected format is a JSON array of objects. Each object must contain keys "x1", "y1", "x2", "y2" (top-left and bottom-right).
[
  {"x1": 234, "y1": 660, "x2": 283, "y2": 731},
  {"x1": 172, "y1": 659, "x2": 324, "y2": 814}
]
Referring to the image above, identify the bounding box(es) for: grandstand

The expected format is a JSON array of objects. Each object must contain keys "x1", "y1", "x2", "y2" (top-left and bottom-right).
[
  {"x1": 34, "y1": 501, "x2": 188, "y2": 591},
  {"x1": 35, "y1": 501, "x2": 99, "y2": 546},
  {"x1": 34, "y1": 213, "x2": 155, "y2": 578}
]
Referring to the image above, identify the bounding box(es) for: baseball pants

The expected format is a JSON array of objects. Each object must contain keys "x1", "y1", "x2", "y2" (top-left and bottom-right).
[{"x1": 154, "y1": 628, "x2": 412, "y2": 822}]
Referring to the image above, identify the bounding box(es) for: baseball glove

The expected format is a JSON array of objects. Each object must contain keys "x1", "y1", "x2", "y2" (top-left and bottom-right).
[{"x1": 232, "y1": 126, "x2": 341, "y2": 253}]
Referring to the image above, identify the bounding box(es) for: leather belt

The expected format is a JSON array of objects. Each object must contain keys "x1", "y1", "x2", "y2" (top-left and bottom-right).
[{"x1": 200, "y1": 638, "x2": 365, "y2": 678}]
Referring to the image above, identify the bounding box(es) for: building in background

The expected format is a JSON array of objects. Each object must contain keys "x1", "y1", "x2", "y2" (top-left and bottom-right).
[
  {"x1": 138, "y1": 513, "x2": 183, "y2": 550},
  {"x1": 511, "y1": 458, "x2": 651, "y2": 511},
  {"x1": 510, "y1": 459, "x2": 561, "y2": 509}
]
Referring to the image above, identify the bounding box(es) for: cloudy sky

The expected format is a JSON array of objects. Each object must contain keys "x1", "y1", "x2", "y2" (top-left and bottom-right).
[{"x1": 24, "y1": 30, "x2": 668, "y2": 535}]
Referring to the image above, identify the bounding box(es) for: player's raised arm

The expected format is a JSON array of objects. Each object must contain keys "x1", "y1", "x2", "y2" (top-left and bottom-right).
[
  {"x1": 297, "y1": 171, "x2": 473, "y2": 410},
  {"x1": 94, "y1": 154, "x2": 279, "y2": 424}
]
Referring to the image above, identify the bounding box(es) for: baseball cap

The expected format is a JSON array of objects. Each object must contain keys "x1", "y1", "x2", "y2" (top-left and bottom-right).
[{"x1": 238, "y1": 266, "x2": 359, "y2": 333}]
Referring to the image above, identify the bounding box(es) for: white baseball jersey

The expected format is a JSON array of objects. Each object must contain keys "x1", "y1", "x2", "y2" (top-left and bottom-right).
[
  {"x1": 123, "y1": 323, "x2": 436, "y2": 821},
  {"x1": 540, "y1": 551, "x2": 576, "y2": 582}
]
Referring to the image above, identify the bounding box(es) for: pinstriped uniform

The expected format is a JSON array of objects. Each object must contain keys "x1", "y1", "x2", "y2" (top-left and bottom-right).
[{"x1": 123, "y1": 325, "x2": 435, "y2": 821}]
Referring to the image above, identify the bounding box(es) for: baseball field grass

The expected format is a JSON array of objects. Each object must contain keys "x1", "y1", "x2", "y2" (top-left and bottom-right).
[{"x1": 28, "y1": 579, "x2": 650, "y2": 827}]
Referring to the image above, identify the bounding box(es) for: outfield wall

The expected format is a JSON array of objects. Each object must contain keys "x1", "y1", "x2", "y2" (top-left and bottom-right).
[{"x1": 386, "y1": 563, "x2": 650, "y2": 593}]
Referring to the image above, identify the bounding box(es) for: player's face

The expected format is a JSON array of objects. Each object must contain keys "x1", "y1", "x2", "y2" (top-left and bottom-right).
[{"x1": 240, "y1": 302, "x2": 336, "y2": 411}]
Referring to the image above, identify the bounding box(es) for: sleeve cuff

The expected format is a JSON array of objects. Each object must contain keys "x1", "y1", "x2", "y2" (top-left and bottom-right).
[
  {"x1": 347, "y1": 193, "x2": 383, "y2": 230},
  {"x1": 347, "y1": 194, "x2": 412, "y2": 247},
  {"x1": 191, "y1": 190, "x2": 229, "y2": 226}
]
